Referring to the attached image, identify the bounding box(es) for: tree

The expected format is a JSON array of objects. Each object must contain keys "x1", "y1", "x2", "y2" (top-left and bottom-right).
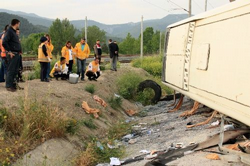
[
  {"x1": 143, "y1": 27, "x2": 154, "y2": 54},
  {"x1": 151, "y1": 30, "x2": 160, "y2": 54},
  {"x1": 21, "y1": 33, "x2": 44, "y2": 54},
  {"x1": 48, "y1": 18, "x2": 76, "y2": 56},
  {"x1": 81, "y1": 25, "x2": 106, "y2": 52},
  {"x1": 119, "y1": 33, "x2": 137, "y2": 54}
]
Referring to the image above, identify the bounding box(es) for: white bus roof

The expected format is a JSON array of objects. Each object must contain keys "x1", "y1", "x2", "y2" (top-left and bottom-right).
[{"x1": 168, "y1": 0, "x2": 250, "y2": 28}]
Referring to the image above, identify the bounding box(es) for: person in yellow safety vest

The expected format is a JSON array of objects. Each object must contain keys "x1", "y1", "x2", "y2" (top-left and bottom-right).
[
  {"x1": 0, "y1": 25, "x2": 9, "y2": 83},
  {"x1": 86, "y1": 58, "x2": 101, "y2": 81},
  {"x1": 38, "y1": 36, "x2": 50, "y2": 82},
  {"x1": 45, "y1": 34, "x2": 54, "y2": 79},
  {"x1": 61, "y1": 41, "x2": 75, "y2": 73},
  {"x1": 50, "y1": 57, "x2": 68, "y2": 80},
  {"x1": 74, "y1": 37, "x2": 90, "y2": 81}
]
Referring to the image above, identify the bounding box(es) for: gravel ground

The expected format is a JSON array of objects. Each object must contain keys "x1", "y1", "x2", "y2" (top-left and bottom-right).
[{"x1": 121, "y1": 98, "x2": 248, "y2": 166}]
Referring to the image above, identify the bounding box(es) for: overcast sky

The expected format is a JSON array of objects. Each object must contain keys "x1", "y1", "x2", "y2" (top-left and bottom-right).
[{"x1": 2, "y1": 0, "x2": 230, "y2": 24}]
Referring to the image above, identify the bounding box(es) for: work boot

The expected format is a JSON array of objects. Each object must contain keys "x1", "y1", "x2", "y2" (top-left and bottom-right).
[{"x1": 6, "y1": 87, "x2": 17, "y2": 92}]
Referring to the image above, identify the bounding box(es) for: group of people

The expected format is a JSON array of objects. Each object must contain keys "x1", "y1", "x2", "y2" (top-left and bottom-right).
[{"x1": 0, "y1": 19, "x2": 120, "y2": 92}]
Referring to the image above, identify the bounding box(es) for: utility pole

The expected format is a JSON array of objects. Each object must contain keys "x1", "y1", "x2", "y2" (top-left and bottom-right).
[
  {"x1": 85, "y1": 16, "x2": 87, "y2": 43},
  {"x1": 140, "y1": 15, "x2": 143, "y2": 59},
  {"x1": 205, "y1": 0, "x2": 208, "y2": 11},
  {"x1": 189, "y1": 0, "x2": 192, "y2": 17},
  {"x1": 159, "y1": 32, "x2": 162, "y2": 55}
]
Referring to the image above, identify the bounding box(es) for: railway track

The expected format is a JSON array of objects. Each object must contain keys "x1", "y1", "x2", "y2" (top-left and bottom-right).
[{"x1": 22, "y1": 55, "x2": 142, "y2": 71}]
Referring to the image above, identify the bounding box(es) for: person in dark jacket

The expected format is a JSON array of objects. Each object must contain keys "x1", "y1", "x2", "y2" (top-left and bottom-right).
[
  {"x1": 108, "y1": 39, "x2": 118, "y2": 71},
  {"x1": 2, "y1": 19, "x2": 22, "y2": 92},
  {"x1": 0, "y1": 25, "x2": 9, "y2": 83},
  {"x1": 94, "y1": 40, "x2": 102, "y2": 64},
  {"x1": 16, "y1": 29, "x2": 24, "y2": 83}
]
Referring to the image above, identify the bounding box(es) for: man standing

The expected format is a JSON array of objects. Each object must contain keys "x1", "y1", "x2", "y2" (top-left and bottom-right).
[
  {"x1": 108, "y1": 39, "x2": 118, "y2": 71},
  {"x1": 74, "y1": 38, "x2": 90, "y2": 81},
  {"x1": 94, "y1": 40, "x2": 102, "y2": 64},
  {"x1": 61, "y1": 41, "x2": 75, "y2": 73},
  {"x1": 2, "y1": 19, "x2": 22, "y2": 92},
  {"x1": 0, "y1": 25, "x2": 9, "y2": 83}
]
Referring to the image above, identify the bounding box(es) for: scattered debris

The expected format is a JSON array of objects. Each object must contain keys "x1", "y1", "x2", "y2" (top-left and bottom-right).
[
  {"x1": 176, "y1": 143, "x2": 183, "y2": 148},
  {"x1": 93, "y1": 95, "x2": 107, "y2": 107},
  {"x1": 125, "y1": 110, "x2": 136, "y2": 117},
  {"x1": 110, "y1": 157, "x2": 121, "y2": 166},
  {"x1": 128, "y1": 139, "x2": 137, "y2": 144},
  {"x1": 97, "y1": 141, "x2": 104, "y2": 150},
  {"x1": 82, "y1": 101, "x2": 100, "y2": 118},
  {"x1": 224, "y1": 124, "x2": 234, "y2": 131},
  {"x1": 206, "y1": 153, "x2": 220, "y2": 160},
  {"x1": 140, "y1": 150, "x2": 150, "y2": 154},
  {"x1": 211, "y1": 120, "x2": 220, "y2": 126}
]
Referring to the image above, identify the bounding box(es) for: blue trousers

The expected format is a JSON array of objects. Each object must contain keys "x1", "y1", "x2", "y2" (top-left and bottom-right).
[
  {"x1": 77, "y1": 58, "x2": 86, "y2": 79},
  {"x1": 46, "y1": 62, "x2": 51, "y2": 78}
]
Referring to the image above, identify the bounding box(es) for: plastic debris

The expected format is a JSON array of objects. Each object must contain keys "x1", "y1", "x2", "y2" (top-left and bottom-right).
[
  {"x1": 176, "y1": 143, "x2": 183, "y2": 148},
  {"x1": 224, "y1": 124, "x2": 234, "y2": 131},
  {"x1": 211, "y1": 120, "x2": 220, "y2": 126},
  {"x1": 122, "y1": 134, "x2": 134, "y2": 142},
  {"x1": 97, "y1": 141, "x2": 104, "y2": 150},
  {"x1": 139, "y1": 150, "x2": 150, "y2": 154},
  {"x1": 110, "y1": 157, "x2": 121, "y2": 166},
  {"x1": 114, "y1": 93, "x2": 121, "y2": 98}
]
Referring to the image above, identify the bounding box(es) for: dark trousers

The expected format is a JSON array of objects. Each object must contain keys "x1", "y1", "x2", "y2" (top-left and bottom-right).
[
  {"x1": 6, "y1": 53, "x2": 20, "y2": 88},
  {"x1": 46, "y1": 62, "x2": 51, "y2": 78},
  {"x1": 67, "y1": 60, "x2": 73, "y2": 73},
  {"x1": 95, "y1": 55, "x2": 101, "y2": 64},
  {"x1": 77, "y1": 58, "x2": 86, "y2": 79},
  {"x1": 86, "y1": 71, "x2": 100, "y2": 80},
  {"x1": 17, "y1": 55, "x2": 23, "y2": 81},
  {"x1": 0, "y1": 57, "x2": 7, "y2": 82},
  {"x1": 54, "y1": 72, "x2": 69, "y2": 80},
  {"x1": 40, "y1": 62, "x2": 48, "y2": 81}
]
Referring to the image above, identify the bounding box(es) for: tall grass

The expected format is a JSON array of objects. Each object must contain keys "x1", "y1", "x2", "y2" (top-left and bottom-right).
[
  {"x1": 132, "y1": 55, "x2": 163, "y2": 77},
  {"x1": 0, "y1": 97, "x2": 71, "y2": 164}
]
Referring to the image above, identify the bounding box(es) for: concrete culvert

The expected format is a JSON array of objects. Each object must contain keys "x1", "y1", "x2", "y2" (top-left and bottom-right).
[{"x1": 138, "y1": 80, "x2": 162, "y2": 104}]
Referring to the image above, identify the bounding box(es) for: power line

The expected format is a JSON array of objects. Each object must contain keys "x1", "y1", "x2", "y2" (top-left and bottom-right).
[
  {"x1": 165, "y1": 0, "x2": 189, "y2": 13},
  {"x1": 143, "y1": 0, "x2": 170, "y2": 12},
  {"x1": 193, "y1": 0, "x2": 204, "y2": 12}
]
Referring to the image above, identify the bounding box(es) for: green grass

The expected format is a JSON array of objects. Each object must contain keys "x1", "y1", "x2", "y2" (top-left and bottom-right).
[
  {"x1": 116, "y1": 72, "x2": 144, "y2": 100},
  {"x1": 79, "y1": 119, "x2": 97, "y2": 129},
  {"x1": 132, "y1": 55, "x2": 163, "y2": 77},
  {"x1": 85, "y1": 84, "x2": 96, "y2": 94},
  {"x1": 108, "y1": 97, "x2": 122, "y2": 110}
]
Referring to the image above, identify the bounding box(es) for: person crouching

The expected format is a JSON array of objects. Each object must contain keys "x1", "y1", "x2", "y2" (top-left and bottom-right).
[
  {"x1": 86, "y1": 58, "x2": 100, "y2": 81},
  {"x1": 50, "y1": 57, "x2": 68, "y2": 80}
]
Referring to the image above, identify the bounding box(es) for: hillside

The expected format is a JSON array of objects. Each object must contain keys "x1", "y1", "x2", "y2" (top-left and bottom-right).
[
  {"x1": 0, "y1": 12, "x2": 47, "y2": 36},
  {"x1": 0, "y1": 9, "x2": 188, "y2": 38}
]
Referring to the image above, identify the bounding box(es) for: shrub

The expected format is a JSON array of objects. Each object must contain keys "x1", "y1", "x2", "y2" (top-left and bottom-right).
[
  {"x1": 66, "y1": 119, "x2": 79, "y2": 135},
  {"x1": 136, "y1": 88, "x2": 155, "y2": 106},
  {"x1": 116, "y1": 72, "x2": 143, "y2": 100},
  {"x1": 108, "y1": 122, "x2": 132, "y2": 140},
  {"x1": 79, "y1": 119, "x2": 97, "y2": 129},
  {"x1": 108, "y1": 97, "x2": 122, "y2": 110},
  {"x1": 85, "y1": 84, "x2": 95, "y2": 94}
]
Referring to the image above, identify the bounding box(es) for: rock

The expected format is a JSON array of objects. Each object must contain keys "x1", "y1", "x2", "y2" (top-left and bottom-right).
[
  {"x1": 14, "y1": 139, "x2": 78, "y2": 166},
  {"x1": 128, "y1": 139, "x2": 137, "y2": 144}
]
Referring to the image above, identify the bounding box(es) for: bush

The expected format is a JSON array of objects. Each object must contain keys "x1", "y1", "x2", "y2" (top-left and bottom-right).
[
  {"x1": 66, "y1": 119, "x2": 79, "y2": 135},
  {"x1": 116, "y1": 72, "x2": 143, "y2": 100},
  {"x1": 0, "y1": 98, "x2": 69, "y2": 164},
  {"x1": 85, "y1": 84, "x2": 95, "y2": 94},
  {"x1": 132, "y1": 55, "x2": 163, "y2": 77},
  {"x1": 79, "y1": 119, "x2": 97, "y2": 129},
  {"x1": 108, "y1": 97, "x2": 122, "y2": 110},
  {"x1": 136, "y1": 88, "x2": 155, "y2": 106}
]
